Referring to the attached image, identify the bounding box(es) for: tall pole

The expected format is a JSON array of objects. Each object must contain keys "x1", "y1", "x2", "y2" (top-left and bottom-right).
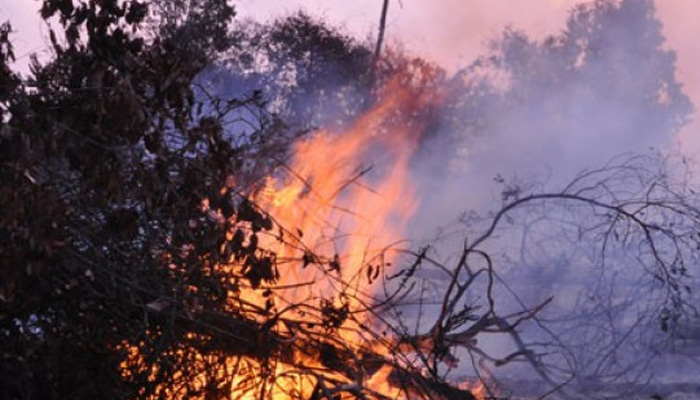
[{"x1": 373, "y1": 0, "x2": 390, "y2": 65}]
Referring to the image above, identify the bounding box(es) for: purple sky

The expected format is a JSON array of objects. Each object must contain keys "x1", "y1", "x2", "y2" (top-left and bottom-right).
[
  {"x1": 237, "y1": 0, "x2": 700, "y2": 154},
  {"x1": 3, "y1": 0, "x2": 698, "y2": 153}
]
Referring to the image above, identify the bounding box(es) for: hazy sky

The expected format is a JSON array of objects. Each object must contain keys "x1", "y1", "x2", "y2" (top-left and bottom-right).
[
  {"x1": 236, "y1": 0, "x2": 700, "y2": 154},
  {"x1": 2, "y1": 0, "x2": 698, "y2": 152}
]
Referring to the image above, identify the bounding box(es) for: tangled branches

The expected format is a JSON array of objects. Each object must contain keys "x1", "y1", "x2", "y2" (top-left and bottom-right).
[{"x1": 403, "y1": 154, "x2": 700, "y2": 397}]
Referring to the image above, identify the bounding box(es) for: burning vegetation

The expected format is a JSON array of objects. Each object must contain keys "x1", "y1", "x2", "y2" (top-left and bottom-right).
[
  {"x1": 115, "y1": 66, "x2": 494, "y2": 399},
  {"x1": 1, "y1": 1, "x2": 699, "y2": 399}
]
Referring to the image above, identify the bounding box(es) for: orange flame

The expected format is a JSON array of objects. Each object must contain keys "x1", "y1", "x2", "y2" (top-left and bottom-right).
[
  {"x1": 121, "y1": 68, "x2": 489, "y2": 400},
  {"x1": 254, "y1": 73, "x2": 429, "y2": 307},
  {"x1": 242, "y1": 72, "x2": 438, "y2": 399}
]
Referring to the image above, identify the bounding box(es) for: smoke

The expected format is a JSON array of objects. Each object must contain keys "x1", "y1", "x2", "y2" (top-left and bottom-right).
[
  {"x1": 410, "y1": 0, "x2": 691, "y2": 227},
  {"x1": 171, "y1": 0, "x2": 700, "y2": 395},
  {"x1": 398, "y1": 0, "x2": 699, "y2": 392},
  {"x1": 223, "y1": 0, "x2": 699, "y2": 394}
]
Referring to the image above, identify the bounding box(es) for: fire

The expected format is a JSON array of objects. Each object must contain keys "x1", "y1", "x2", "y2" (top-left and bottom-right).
[
  {"x1": 120, "y1": 68, "x2": 492, "y2": 399},
  {"x1": 254, "y1": 74, "x2": 425, "y2": 309},
  {"x1": 242, "y1": 71, "x2": 433, "y2": 399},
  {"x1": 471, "y1": 382, "x2": 487, "y2": 400},
  {"x1": 458, "y1": 380, "x2": 489, "y2": 400}
]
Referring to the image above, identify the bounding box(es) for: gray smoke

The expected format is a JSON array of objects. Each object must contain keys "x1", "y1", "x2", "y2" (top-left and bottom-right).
[
  {"x1": 207, "y1": 0, "x2": 698, "y2": 395},
  {"x1": 404, "y1": 0, "x2": 699, "y2": 394}
]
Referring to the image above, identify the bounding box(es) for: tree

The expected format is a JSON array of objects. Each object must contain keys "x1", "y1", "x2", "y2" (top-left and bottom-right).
[
  {"x1": 0, "y1": 0, "x2": 292, "y2": 397},
  {"x1": 439, "y1": 0, "x2": 692, "y2": 181}
]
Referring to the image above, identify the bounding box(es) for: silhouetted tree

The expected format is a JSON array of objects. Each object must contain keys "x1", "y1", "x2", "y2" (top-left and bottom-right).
[
  {"x1": 441, "y1": 0, "x2": 692, "y2": 177},
  {"x1": 0, "y1": 1, "x2": 294, "y2": 398}
]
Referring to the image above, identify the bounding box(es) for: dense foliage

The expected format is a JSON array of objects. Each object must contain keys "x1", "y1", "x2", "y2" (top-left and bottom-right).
[{"x1": 0, "y1": 1, "x2": 295, "y2": 397}]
